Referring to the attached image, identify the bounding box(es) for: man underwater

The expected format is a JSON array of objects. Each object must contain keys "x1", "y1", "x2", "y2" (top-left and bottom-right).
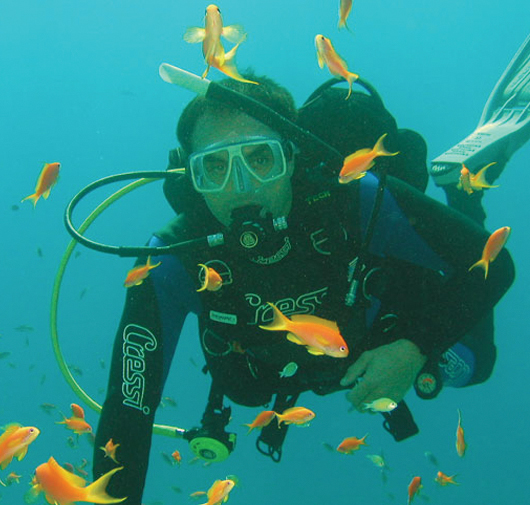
[{"x1": 90, "y1": 35, "x2": 530, "y2": 502}]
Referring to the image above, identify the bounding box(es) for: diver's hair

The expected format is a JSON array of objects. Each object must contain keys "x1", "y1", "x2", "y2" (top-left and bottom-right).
[{"x1": 177, "y1": 71, "x2": 298, "y2": 154}]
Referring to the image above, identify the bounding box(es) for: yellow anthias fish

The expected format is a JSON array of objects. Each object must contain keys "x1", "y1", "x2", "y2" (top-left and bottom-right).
[
  {"x1": 469, "y1": 226, "x2": 511, "y2": 280},
  {"x1": 275, "y1": 407, "x2": 316, "y2": 427},
  {"x1": 199, "y1": 478, "x2": 236, "y2": 505},
  {"x1": 21, "y1": 162, "x2": 61, "y2": 207},
  {"x1": 456, "y1": 409, "x2": 467, "y2": 457},
  {"x1": 0, "y1": 424, "x2": 40, "y2": 470},
  {"x1": 435, "y1": 471, "x2": 459, "y2": 486},
  {"x1": 363, "y1": 397, "x2": 398, "y2": 413},
  {"x1": 259, "y1": 302, "x2": 348, "y2": 358},
  {"x1": 197, "y1": 263, "x2": 223, "y2": 292},
  {"x1": 337, "y1": 434, "x2": 368, "y2": 454},
  {"x1": 243, "y1": 410, "x2": 276, "y2": 434},
  {"x1": 338, "y1": 0, "x2": 353, "y2": 30},
  {"x1": 123, "y1": 256, "x2": 161, "y2": 288},
  {"x1": 457, "y1": 162, "x2": 499, "y2": 194},
  {"x1": 27, "y1": 456, "x2": 126, "y2": 505},
  {"x1": 100, "y1": 438, "x2": 120, "y2": 464},
  {"x1": 184, "y1": 4, "x2": 257, "y2": 84},
  {"x1": 315, "y1": 34, "x2": 358, "y2": 99},
  {"x1": 339, "y1": 133, "x2": 399, "y2": 184}
]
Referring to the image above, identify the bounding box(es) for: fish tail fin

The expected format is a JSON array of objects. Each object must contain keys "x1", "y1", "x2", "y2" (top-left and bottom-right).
[
  {"x1": 374, "y1": 133, "x2": 399, "y2": 157},
  {"x1": 344, "y1": 72, "x2": 359, "y2": 100},
  {"x1": 216, "y1": 44, "x2": 259, "y2": 85},
  {"x1": 474, "y1": 162, "x2": 500, "y2": 189},
  {"x1": 21, "y1": 193, "x2": 40, "y2": 207},
  {"x1": 85, "y1": 467, "x2": 126, "y2": 504},
  {"x1": 468, "y1": 258, "x2": 489, "y2": 279},
  {"x1": 147, "y1": 256, "x2": 162, "y2": 270},
  {"x1": 259, "y1": 303, "x2": 290, "y2": 331},
  {"x1": 197, "y1": 263, "x2": 208, "y2": 292},
  {"x1": 338, "y1": 19, "x2": 353, "y2": 33}
]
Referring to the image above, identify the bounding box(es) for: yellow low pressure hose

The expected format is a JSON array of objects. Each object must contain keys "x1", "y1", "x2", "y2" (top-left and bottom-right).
[{"x1": 50, "y1": 172, "x2": 185, "y2": 438}]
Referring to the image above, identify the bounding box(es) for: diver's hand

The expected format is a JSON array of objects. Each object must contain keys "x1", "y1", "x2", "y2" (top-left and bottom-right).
[{"x1": 340, "y1": 339, "x2": 427, "y2": 412}]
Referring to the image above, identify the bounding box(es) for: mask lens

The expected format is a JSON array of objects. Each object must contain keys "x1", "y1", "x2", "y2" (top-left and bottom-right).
[
  {"x1": 242, "y1": 143, "x2": 276, "y2": 179},
  {"x1": 189, "y1": 138, "x2": 287, "y2": 193},
  {"x1": 202, "y1": 150, "x2": 230, "y2": 187}
]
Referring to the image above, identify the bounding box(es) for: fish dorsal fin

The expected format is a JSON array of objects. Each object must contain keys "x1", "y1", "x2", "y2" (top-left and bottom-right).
[
  {"x1": 0, "y1": 423, "x2": 22, "y2": 443},
  {"x1": 345, "y1": 147, "x2": 371, "y2": 161},
  {"x1": 281, "y1": 407, "x2": 301, "y2": 416},
  {"x1": 208, "y1": 480, "x2": 222, "y2": 498},
  {"x1": 48, "y1": 457, "x2": 86, "y2": 488},
  {"x1": 290, "y1": 314, "x2": 338, "y2": 331}
]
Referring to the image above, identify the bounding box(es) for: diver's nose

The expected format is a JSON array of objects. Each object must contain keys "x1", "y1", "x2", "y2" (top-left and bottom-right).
[{"x1": 231, "y1": 156, "x2": 255, "y2": 194}]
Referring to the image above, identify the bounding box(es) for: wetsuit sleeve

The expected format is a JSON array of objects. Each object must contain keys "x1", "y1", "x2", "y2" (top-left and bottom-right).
[
  {"x1": 361, "y1": 175, "x2": 515, "y2": 357},
  {"x1": 92, "y1": 237, "x2": 199, "y2": 505}
]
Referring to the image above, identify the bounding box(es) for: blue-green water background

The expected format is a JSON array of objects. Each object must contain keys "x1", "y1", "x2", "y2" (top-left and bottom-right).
[{"x1": 1, "y1": 1, "x2": 529, "y2": 504}]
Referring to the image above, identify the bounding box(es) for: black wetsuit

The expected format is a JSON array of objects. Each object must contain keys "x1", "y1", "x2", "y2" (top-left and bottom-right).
[{"x1": 93, "y1": 173, "x2": 514, "y2": 505}]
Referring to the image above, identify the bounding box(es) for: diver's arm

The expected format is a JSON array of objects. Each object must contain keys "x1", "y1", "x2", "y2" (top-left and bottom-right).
[
  {"x1": 92, "y1": 274, "x2": 164, "y2": 505},
  {"x1": 93, "y1": 238, "x2": 199, "y2": 505},
  {"x1": 367, "y1": 175, "x2": 515, "y2": 358}
]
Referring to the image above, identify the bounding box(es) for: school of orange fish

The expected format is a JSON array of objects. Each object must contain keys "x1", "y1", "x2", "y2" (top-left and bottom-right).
[{"x1": 6, "y1": 1, "x2": 512, "y2": 504}]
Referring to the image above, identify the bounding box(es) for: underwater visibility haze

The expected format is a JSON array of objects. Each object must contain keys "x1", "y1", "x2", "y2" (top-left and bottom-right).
[{"x1": 1, "y1": 1, "x2": 529, "y2": 504}]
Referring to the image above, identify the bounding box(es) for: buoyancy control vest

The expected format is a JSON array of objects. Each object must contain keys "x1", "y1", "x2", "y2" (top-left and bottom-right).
[{"x1": 157, "y1": 181, "x2": 374, "y2": 405}]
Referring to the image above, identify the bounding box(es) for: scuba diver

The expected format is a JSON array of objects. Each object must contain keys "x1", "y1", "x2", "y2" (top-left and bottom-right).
[{"x1": 87, "y1": 35, "x2": 529, "y2": 504}]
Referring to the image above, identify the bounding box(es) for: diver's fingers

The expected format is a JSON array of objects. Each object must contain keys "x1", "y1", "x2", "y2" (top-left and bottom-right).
[
  {"x1": 346, "y1": 380, "x2": 371, "y2": 412},
  {"x1": 340, "y1": 352, "x2": 370, "y2": 387}
]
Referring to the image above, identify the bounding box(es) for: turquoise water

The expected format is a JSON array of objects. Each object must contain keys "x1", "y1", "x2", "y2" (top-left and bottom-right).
[{"x1": 1, "y1": 1, "x2": 529, "y2": 504}]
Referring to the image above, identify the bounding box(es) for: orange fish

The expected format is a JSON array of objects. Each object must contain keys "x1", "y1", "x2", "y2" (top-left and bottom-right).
[
  {"x1": 339, "y1": 133, "x2": 399, "y2": 184},
  {"x1": 197, "y1": 263, "x2": 223, "y2": 292},
  {"x1": 336, "y1": 434, "x2": 368, "y2": 454},
  {"x1": 0, "y1": 424, "x2": 40, "y2": 470},
  {"x1": 338, "y1": 0, "x2": 353, "y2": 30},
  {"x1": 27, "y1": 456, "x2": 125, "y2": 505},
  {"x1": 456, "y1": 409, "x2": 467, "y2": 457},
  {"x1": 243, "y1": 410, "x2": 276, "y2": 433},
  {"x1": 198, "y1": 478, "x2": 236, "y2": 505},
  {"x1": 259, "y1": 302, "x2": 348, "y2": 358},
  {"x1": 171, "y1": 450, "x2": 182, "y2": 465},
  {"x1": 56, "y1": 403, "x2": 93, "y2": 436},
  {"x1": 184, "y1": 4, "x2": 256, "y2": 84},
  {"x1": 21, "y1": 162, "x2": 61, "y2": 207},
  {"x1": 435, "y1": 471, "x2": 459, "y2": 486},
  {"x1": 407, "y1": 476, "x2": 422, "y2": 504},
  {"x1": 457, "y1": 162, "x2": 499, "y2": 194},
  {"x1": 124, "y1": 256, "x2": 161, "y2": 288},
  {"x1": 275, "y1": 406, "x2": 316, "y2": 427},
  {"x1": 315, "y1": 34, "x2": 358, "y2": 99},
  {"x1": 100, "y1": 439, "x2": 120, "y2": 464},
  {"x1": 469, "y1": 226, "x2": 510, "y2": 279}
]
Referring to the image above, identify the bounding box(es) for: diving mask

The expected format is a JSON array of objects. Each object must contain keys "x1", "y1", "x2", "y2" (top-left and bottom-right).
[{"x1": 189, "y1": 136, "x2": 289, "y2": 193}]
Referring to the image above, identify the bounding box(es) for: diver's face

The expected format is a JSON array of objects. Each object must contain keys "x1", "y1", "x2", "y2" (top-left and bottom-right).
[{"x1": 190, "y1": 111, "x2": 294, "y2": 227}]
